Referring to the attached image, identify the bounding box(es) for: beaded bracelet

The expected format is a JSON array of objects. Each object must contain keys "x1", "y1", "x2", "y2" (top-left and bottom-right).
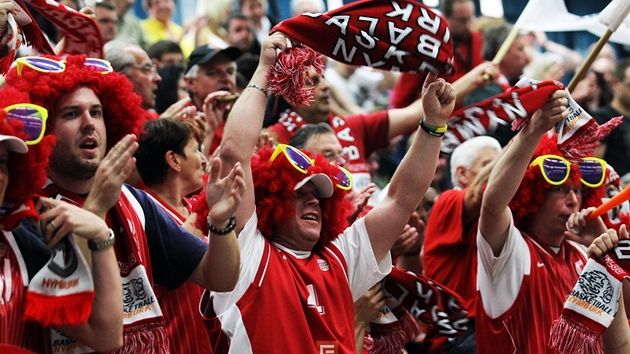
[
  {"x1": 419, "y1": 119, "x2": 447, "y2": 137},
  {"x1": 246, "y1": 84, "x2": 268, "y2": 97},
  {"x1": 207, "y1": 215, "x2": 237, "y2": 236}
]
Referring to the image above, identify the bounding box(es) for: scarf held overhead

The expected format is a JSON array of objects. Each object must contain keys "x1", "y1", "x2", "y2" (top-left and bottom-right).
[
  {"x1": 550, "y1": 239, "x2": 630, "y2": 354},
  {"x1": 271, "y1": 0, "x2": 454, "y2": 74}
]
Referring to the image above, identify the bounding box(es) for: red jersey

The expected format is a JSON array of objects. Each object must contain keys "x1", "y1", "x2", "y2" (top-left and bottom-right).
[
  {"x1": 206, "y1": 214, "x2": 392, "y2": 353},
  {"x1": 266, "y1": 109, "x2": 389, "y2": 190},
  {"x1": 0, "y1": 230, "x2": 28, "y2": 346},
  {"x1": 390, "y1": 31, "x2": 484, "y2": 109},
  {"x1": 476, "y1": 218, "x2": 587, "y2": 353},
  {"x1": 146, "y1": 192, "x2": 212, "y2": 354}
]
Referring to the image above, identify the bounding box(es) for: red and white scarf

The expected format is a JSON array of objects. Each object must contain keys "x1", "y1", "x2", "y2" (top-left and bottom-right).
[
  {"x1": 365, "y1": 268, "x2": 468, "y2": 354},
  {"x1": 41, "y1": 183, "x2": 167, "y2": 354},
  {"x1": 442, "y1": 78, "x2": 623, "y2": 160},
  {"x1": 550, "y1": 239, "x2": 630, "y2": 354}
]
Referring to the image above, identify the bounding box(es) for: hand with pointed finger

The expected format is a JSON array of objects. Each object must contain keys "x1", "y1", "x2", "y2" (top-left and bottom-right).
[
  {"x1": 37, "y1": 197, "x2": 110, "y2": 248},
  {"x1": 83, "y1": 134, "x2": 138, "y2": 218},
  {"x1": 205, "y1": 157, "x2": 246, "y2": 227}
]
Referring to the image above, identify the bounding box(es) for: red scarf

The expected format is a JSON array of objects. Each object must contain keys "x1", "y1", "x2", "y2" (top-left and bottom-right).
[{"x1": 550, "y1": 239, "x2": 630, "y2": 354}]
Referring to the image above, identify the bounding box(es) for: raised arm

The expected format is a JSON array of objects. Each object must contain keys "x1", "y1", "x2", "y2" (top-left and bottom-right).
[
  {"x1": 479, "y1": 91, "x2": 568, "y2": 256},
  {"x1": 364, "y1": 73, "x2": 456, "y2": 263},
  {"x1": 219, "y1": 32, "x2": 289, "y2": 233}
]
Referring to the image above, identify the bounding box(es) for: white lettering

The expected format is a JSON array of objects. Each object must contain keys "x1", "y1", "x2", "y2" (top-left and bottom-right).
[
  {"x1": 388, "y1": 21, "x2": 413, "y2": 45},
  {"x1": 416, "y1": 7, "x2": 440, "y2": 34},
  {"x1": 417, "y1": 34, "x2": 441, "y2": 59},
  {"x1": 324, "y1": 15, "x2": 350, "y2": 35},
  {"x1": 332, "y1": 38, "x2": 357, "y2": 62},
  {"x1": 385, "y1": 1, "x2": 413, "y2": 22}
]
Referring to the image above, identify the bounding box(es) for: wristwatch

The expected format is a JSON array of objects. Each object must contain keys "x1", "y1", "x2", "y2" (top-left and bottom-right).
[{"x1": 87, "y1": 229, "x2": 115, "y2": 251}]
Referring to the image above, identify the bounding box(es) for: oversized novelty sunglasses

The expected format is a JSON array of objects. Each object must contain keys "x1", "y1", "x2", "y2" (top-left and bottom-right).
[
  {"x1": 529, "y1": 154, "x2": 607, "y2": 188},
  {"x1": 16, "y1": 56, "x2": 114, "y2": 76},
  {"x1": 269, "y1": 143, "x2": 353, "y2": 190},
  {"x1": 4, "y1": 103, "x2": 48, "y2": 145}
]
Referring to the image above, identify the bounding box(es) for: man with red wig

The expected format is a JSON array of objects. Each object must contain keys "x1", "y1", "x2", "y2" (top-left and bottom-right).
[
  {"x1": 0, "y1": 87, "x2": 123, "y2": 352},
  {"x1": 476, "y1": 90, "x2": 611, "y2": 352},
  {"x1": 205, "y1": 32, "x2": 457, "y2": 353},
  {"x1": 5, "y1": 55, "x2": 243, "y2": 354}
]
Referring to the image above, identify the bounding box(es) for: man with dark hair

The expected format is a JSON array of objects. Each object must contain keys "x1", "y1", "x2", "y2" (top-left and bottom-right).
[
  {"x1": 95, "y1": 0, "x2": 118, "y2": 43},
  {"x1": 147, "y1": 39, "x2": 184, "y2": 69},
  {"x1": 594, "y1": 58, "x2": 630, "y2": 176},
  {"x1": 224, "y1": 13, "x2": 261, "y2": 56},
  {"x1": 463, "y1": 23, "x2": 530, "y2": 146}
]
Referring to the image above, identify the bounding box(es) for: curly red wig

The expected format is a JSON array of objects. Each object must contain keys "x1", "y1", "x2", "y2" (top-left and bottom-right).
[
  {"x1": 509, "y1": 132, "x2": 604, "y2": 229},
  {"x1": 5, "y1": 55, "x2": 146, "y2": 151},
  {"x1": 0, "y1": 87, "x2": 55, "y2": 205},
  {"x1": 252, "y1": 146, "x2": 354, "y2": 249}
]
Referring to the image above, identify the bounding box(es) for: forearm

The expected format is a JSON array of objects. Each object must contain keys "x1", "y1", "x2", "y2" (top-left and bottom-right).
[
  {"x1": 386, "y1": 98, "x2": 425, "y2": 139},
  {"x1": 198, "y1": 230, "x2": 240, "y2": 291},
  {"x1": 60, "y1": 236, "x2": 123, "y2": 352},
  {"x1": 602, "y1": 290, "x2": 630, "y2": 353}
]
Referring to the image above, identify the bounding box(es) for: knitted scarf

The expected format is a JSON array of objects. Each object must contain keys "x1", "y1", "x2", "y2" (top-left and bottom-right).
[
  {"x1": 365, "y1": 268, "x2": 468, "y2": 354},
  {"x1": 550, "y1": 239, "x2": 630, "y2": 354},
  {"x1": 442, "y1": 78, "x2": 623, "y2": 161}
]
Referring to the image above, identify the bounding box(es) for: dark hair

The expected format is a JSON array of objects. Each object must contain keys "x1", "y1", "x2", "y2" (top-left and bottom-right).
[
  {"x1": 235, "y1": 53, "x2": 260, "y2": 91},
  {"x1": 222, "y1": 12, "x2": 251, "y2": 31},
  {"x1": 289, "y1": 123, "x2": 335, "y2": 149},
  {"x1": 155, "y1": 64, "x2": 184, "y2": 114},
  {"x1": 441, "y1": 0, "x2": 471, "y2": 17},
  {"x1": 482, "y1": 24, "x2": 512, "y2": 61},
  {"x1": 135, "y1": 118, "x2": 199, "y2": 186},
  {"x1": 147, "y1": 40, "x2": 183, "y2": 61},
  {"x1": 95, "y1": 0, "x2": 116, "y2": 11}
]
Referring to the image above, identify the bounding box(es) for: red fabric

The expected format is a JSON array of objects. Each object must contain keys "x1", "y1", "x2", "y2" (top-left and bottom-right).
[
  {"x1": 271, "y1": 0, "x2": 454, "y2": 74},
  {"x1": 441, "y1": 80, "x2": 564, "y2": 154},
  {"x1": 0, "y1": 231, "x2": 27, "y2": 346},
  {"x1": 26, "y1": 0, "x2": 103, "y2": 58},
  {"x1": 391, "y1": 31, "x2": 484, "y2": 109}
]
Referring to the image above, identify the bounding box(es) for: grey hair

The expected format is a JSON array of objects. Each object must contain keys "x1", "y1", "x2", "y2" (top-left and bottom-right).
[
  {"x1": 449, "y1": 136, "x2": 501, "y2": 187},
  {"x1": 104, "y1": 40, "x2": 136, "y2": 75},
  {"x1": 290, "y1": 0, "x2": 325, "y2": 16}
]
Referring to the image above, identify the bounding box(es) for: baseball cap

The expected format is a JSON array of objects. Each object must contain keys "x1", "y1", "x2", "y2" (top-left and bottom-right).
[
  {"x1": 294, "y1": 173, "x2": 333, "y2": 199},
  {"x1": 0, "y1": 134, "x2": 28, "y2": 154},
  {"x1": 185, "y1": 45, "x2": 242, "y2": 75}
]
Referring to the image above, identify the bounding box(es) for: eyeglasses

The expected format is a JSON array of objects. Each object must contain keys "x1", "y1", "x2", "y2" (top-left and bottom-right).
[
  {"x1": 269, "y1": 144, "x2": 353, "y2": 190},
  {"x1": 529, "y1": 154, "x2": 607, "y2": 188},
  {"x1": 547, "y1": 185, "x2": 587, "y2": 198},
  {"x1": 132, "y1": 63, "x2": 158, "y2": 74},
  {"x1": 4, "y1": 103, "x2": 48, "y2": 145},
  {"x1": 16, "y1": 56, "x2": 113, "y2": 76}
]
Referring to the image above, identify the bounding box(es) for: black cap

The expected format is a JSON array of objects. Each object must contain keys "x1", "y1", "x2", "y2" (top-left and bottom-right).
[{"x1": 185, "y1": 45, "x2": 242, "y2": 74}]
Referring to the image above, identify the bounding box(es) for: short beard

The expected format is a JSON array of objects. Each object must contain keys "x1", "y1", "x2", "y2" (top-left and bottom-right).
[{"x1": 48, "y1": 151, "x2": 100, "y2": 181}]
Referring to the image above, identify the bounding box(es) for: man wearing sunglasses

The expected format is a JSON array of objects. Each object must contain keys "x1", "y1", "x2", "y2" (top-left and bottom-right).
[
  {"x1": 208, "y1": 32, "x2": 456, "y2": 353},
  {"x1": 5, "y1": 55, "x2": 242, "y2": 354},
  {"x1": 476, "y1": 89, "x2": 612, "y2": 352}
]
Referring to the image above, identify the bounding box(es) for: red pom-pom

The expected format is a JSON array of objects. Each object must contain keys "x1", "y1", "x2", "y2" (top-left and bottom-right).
[{"x1": 267, "y1": 46, "x2": 325, "y2": 107}]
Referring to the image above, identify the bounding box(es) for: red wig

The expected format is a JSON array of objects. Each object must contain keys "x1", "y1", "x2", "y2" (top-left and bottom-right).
[
  {"x1": 5, "y1": 55, "x2": 146, "y2": 151},
  {"x1": 252, "y1": 146, "x2": 354, "y2": 249},
  {"x1": 0, "y1": 87, "x2": 55, "y2": 205},
  {"x1": 509, "y1": 132, "x2": 604, "y2": 229}
]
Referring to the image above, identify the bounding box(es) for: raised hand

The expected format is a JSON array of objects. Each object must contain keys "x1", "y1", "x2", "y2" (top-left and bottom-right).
[
  {"x1": 205, "y1": 157, "x2": 246, "y2": 227},
  {"x1": 83, "y1": 134, "x2": 138, "y2": 218},
  {"x1": 588, "y1": 224, "x2": 629, "y2": 259},
  {"x1": 421, "y1": 72, "x2": 457, "y2": 127},
  {"x1": 37, "y1": 197, "x2": 110, "y2": 248}
]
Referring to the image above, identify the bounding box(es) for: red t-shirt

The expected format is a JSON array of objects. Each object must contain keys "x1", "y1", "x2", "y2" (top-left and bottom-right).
[{"x1": 476, "y1": 221, "x2": 586, "y2": 353}]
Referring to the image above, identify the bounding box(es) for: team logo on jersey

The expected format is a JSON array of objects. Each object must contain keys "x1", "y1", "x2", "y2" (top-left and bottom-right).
[
  {"x1": 316, "y1": 341, "x2": 338, "y2": 354},
  {"x1": 317, "y1": 259, "x2": 330, "y2": 271}
]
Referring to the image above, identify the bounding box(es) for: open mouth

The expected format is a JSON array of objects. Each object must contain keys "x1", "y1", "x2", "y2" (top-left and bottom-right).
[{"x1": 301, "y1": 213, "x2": 318, "y2": 221}]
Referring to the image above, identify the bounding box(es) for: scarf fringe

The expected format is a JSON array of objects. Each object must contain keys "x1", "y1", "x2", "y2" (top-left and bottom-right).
[
  {"x1": 365, "y1": 307, "x2": 421, "y2": 354},
  {"x1": 115, "y1": 323, "x2": 168, "y2": 354},
  {"x1": 23, "y1": 291, "x2": 94, "y2": 327},
  {"x1": 0, "y1": 49, "x2": 14, "y2": 76},
  {"x1": 549, "y1": 316, "x2": 603, "y2": 354}
]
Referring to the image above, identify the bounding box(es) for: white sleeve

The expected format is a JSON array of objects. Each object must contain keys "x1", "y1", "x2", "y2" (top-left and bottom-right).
[
  {"x1": 476, "y1": 214, "x2": 531, "y2": 318},
  {"x1": 332, "y1": 218, "x2": 392, "y2": 301}
]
